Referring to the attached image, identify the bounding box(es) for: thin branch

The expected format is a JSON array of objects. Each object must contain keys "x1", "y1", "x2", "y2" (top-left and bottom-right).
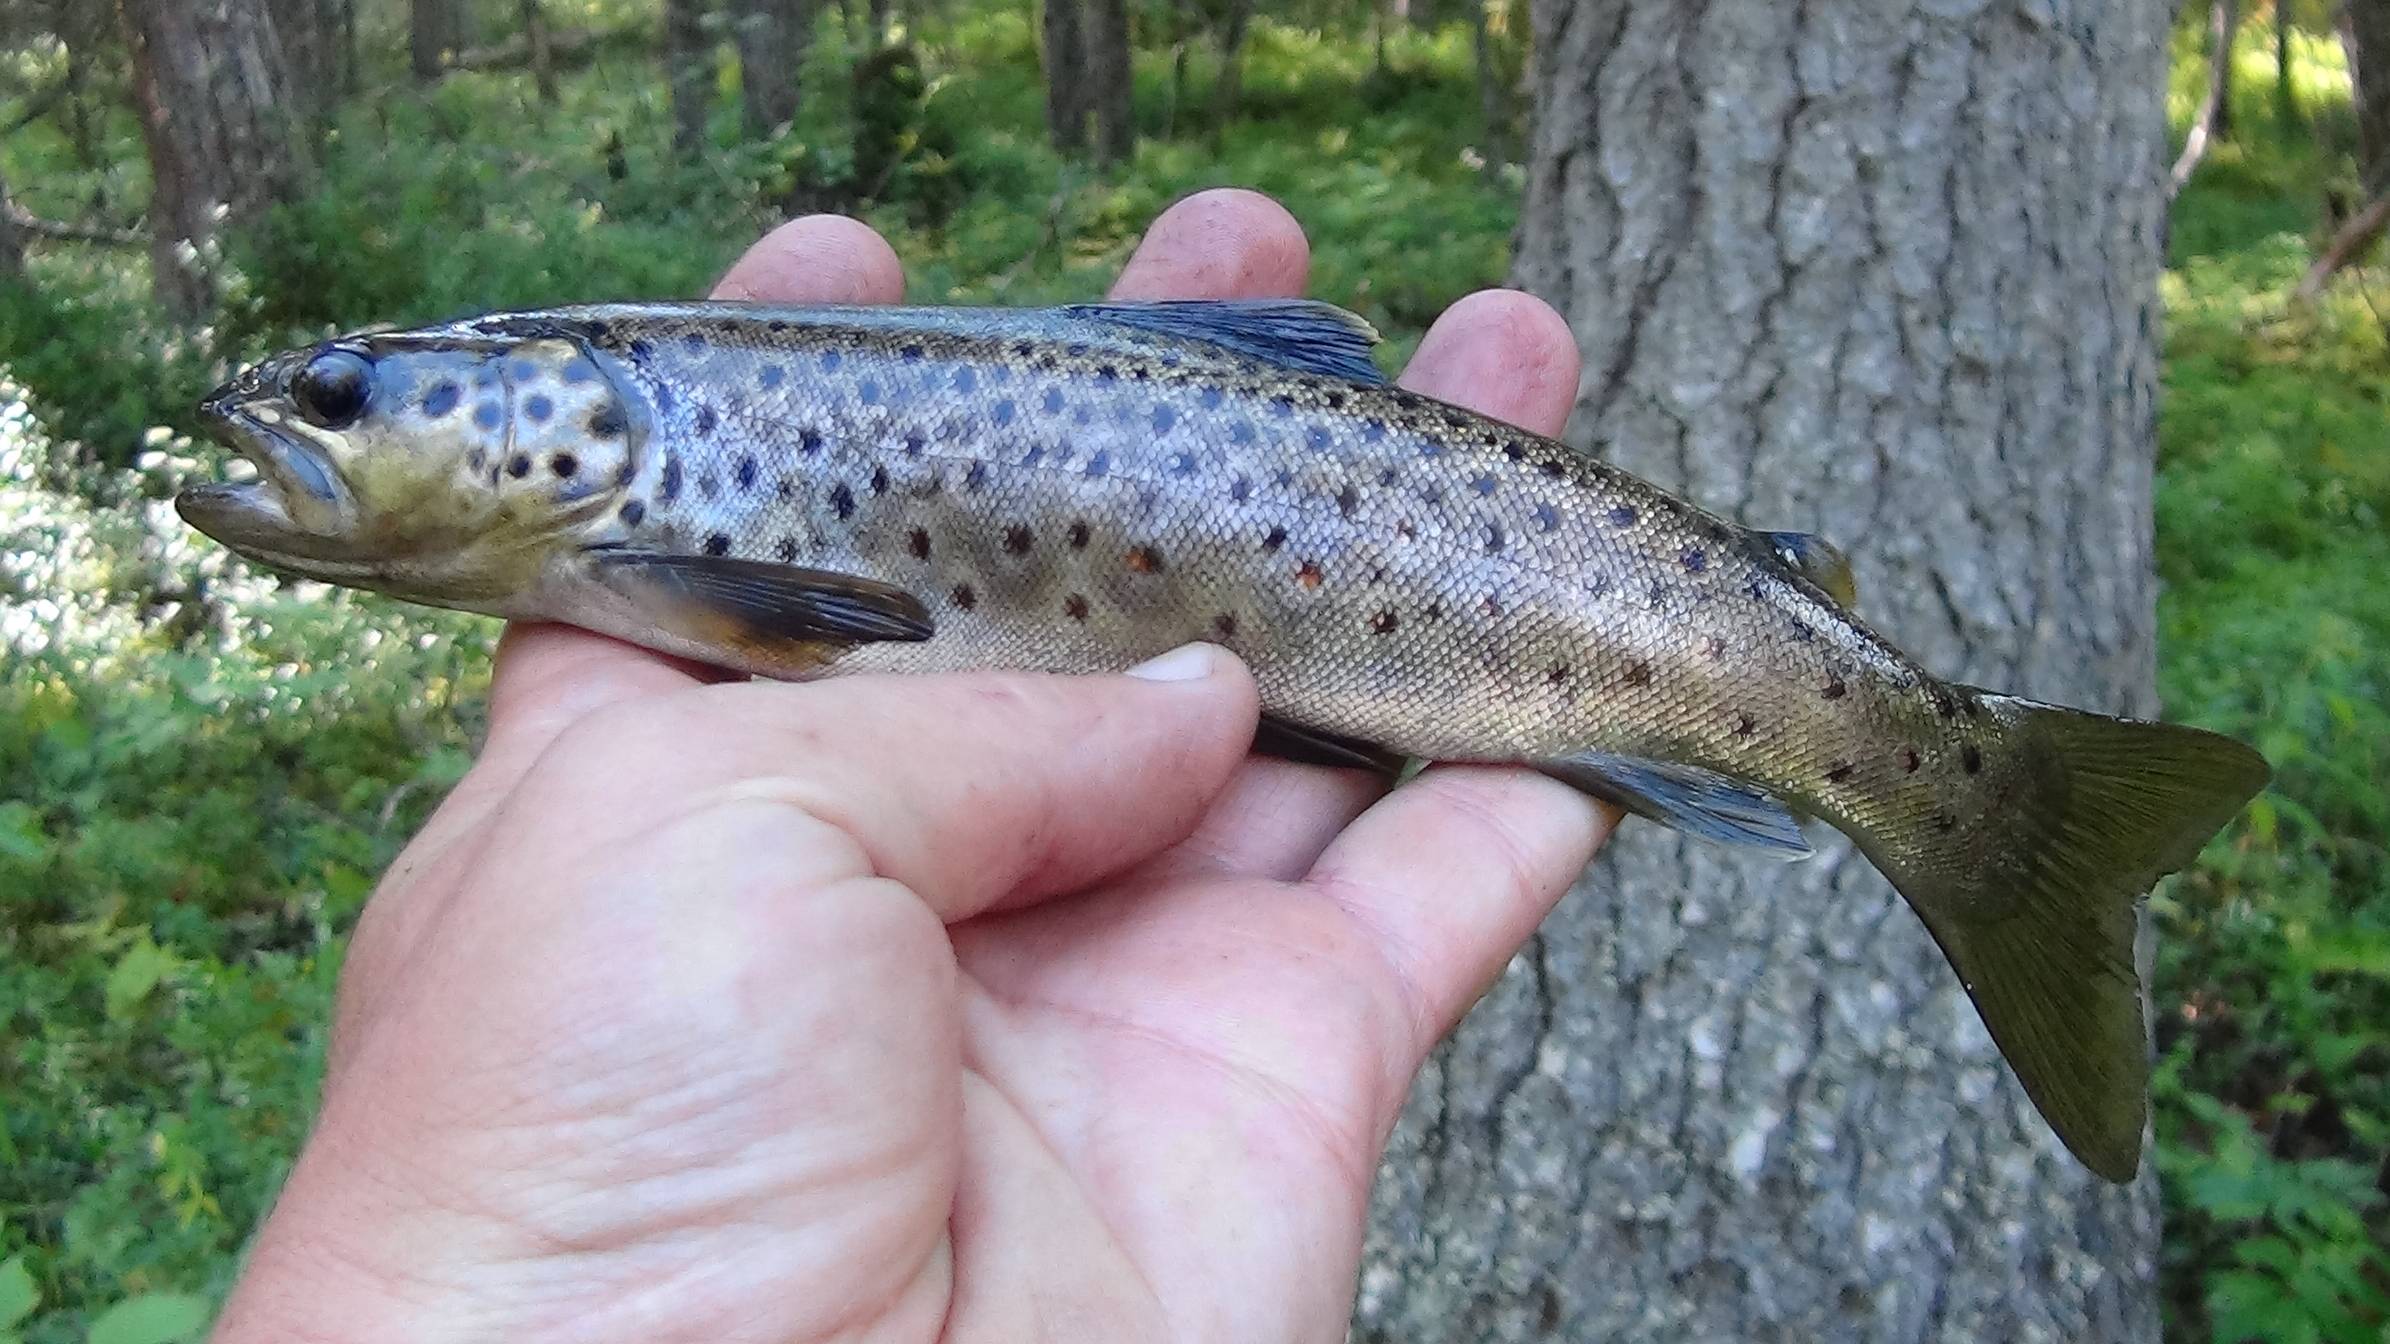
[
  {"x1": 0, "y1": 74, "x2": 73, "y2": 138},
  {"x1": 2293, "y1": 192, "x2": 2390, "y2": 303},
  {"x1": 2169, "y1": 0, "x2": 2242, "y2": 200},
  {"x1": 4, "y1": 203, "x2": 144, "y2": 247}
]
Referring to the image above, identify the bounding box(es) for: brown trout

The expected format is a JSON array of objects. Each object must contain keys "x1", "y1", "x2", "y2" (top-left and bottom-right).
[{"x1": 176, "y1": 298, "x2": 2268, "y2": 1182}]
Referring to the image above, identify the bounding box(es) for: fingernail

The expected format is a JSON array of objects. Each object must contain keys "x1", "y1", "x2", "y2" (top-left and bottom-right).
[{"x1": 1126, "y1": 642, "x2": 1216, "y2": 682}]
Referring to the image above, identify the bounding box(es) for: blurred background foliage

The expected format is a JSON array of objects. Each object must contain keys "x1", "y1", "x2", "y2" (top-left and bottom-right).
[{"x1": 0, "y1": 0, "x2": 2384, "y2": 1340}]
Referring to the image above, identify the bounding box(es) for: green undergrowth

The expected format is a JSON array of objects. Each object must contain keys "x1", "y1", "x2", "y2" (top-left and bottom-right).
[{"x1": 0, "y1": 8, "x2": 2382, "y2": 1342}]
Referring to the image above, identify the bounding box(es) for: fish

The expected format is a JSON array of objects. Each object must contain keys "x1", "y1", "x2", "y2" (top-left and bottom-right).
[{"x1": 175, "y1": 297, "x2": 2270, "y2": 1183}]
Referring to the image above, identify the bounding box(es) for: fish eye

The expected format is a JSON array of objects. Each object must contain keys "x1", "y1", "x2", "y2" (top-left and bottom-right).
[{"x1": 290, "y1": 349, "x2": 374, "y2": 429}]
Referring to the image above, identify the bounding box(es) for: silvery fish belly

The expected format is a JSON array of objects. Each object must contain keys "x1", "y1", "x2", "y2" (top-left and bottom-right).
[{"x1": 177, "y1": 297, "x2": 2271, "y2": 1187}]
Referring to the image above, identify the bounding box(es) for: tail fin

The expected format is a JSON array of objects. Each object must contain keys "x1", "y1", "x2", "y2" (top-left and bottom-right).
[{"x1": 1866, "y1": 695, "x2": 2269, "y2": 1182}]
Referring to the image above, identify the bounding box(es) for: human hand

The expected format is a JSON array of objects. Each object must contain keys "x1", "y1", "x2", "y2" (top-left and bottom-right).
[{"x1": 210, "y1": 190, "x2": 1613, "y2": 1344}]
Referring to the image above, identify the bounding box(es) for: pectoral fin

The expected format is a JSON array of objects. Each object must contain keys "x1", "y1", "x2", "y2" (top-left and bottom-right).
[
  {"x1": 591, "y1": 550, "x2": 934, "y2": 650},
  {"x1": 1252, "y1": 716, "x2": 1409, "y2": 776},
  {"x1": 1538, "y1": 751, "x2": 1812, "y2": 856}
]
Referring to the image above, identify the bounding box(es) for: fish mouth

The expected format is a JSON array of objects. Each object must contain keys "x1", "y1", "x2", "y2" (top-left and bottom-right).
[{"x1": 174, "y1": 389, "x2": 361, "y2": 565}]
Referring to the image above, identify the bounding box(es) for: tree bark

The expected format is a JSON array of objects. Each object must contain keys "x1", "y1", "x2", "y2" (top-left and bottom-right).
[
  {"x1": 119, "y1": 0, "x2": 310, "y2": 320},
  {"x1": 733, "y1": 0, "x2": 812, "y2": 138},
  {"x1": 2171, "y1": 0, "x2": 2242, "y2": 197},
  {"x1": 1466, "y1": 0, "x2": 1507, "y2": 168},
  {"x1": 1356, "y1": 2, "x2": 2171, "y2": 1339},
  {"x1": 665, "y1": 0, "x2": 713, "y2": 154},
  {"x1": 1042, "y1": 0, "x2": 1088, "y2": 152},
  {"x1": 2275, "y1": 0, "x2": 2298, "y2": 125},
  {"x1": 409, "y1": 0, "x2": 462, "y2": 82},
  {"x1": 2351, "y1": 0, "x2": 2390, "y2": 195},
  {"x1": 1083, "y1": 0, "x2": 1133, "y2": 165}
]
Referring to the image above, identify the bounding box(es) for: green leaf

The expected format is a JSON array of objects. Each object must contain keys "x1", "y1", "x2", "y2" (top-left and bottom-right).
[
  {"x1": 103, "y1": 938, "x2": 175, "y2": 1021},
  {"x1": 84, "y1": 1293, "x2": 210, "y2": 1344},
  {"x1": 0, "y1": 1256, "x2": 36, "y2": 1330},
  {"x1": 0, "y1": 802, "x2": 46, "y2": 864}
]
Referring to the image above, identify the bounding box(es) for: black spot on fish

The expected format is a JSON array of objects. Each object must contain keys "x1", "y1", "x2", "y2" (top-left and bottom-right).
[
  {"x1": 619, "y1": 499, "x2": 645, "y2": 526},
  {"x1": 1681, "y1": 547, "x2": 1707, "y2": 573},
  {"x1": 1210, "y1": 612, "x2": 1237, "y2": 639},
  {"x1": 1903, "y1": 748, "x2": 1922, "y2": 773},
  {"x1": 1481, "y1": 594, "x2": 1505, "y2": 617},
  {"x1": 1484, "y1": 522, "x2": 1506, "y2": 554},
  {"x1": 1271, "y1": 396, "x2": 1295, "y2": 417},
  {"x1": 1262, "y1": 526, "x2": 1288, "y2": 552},
  {"x1": 1371, "y1": 610, "x2": 1399, "y2": 634},
  {"x1": 1094, "y1": 365, "x2": 1118, "y2": 385},
  {"x1": 1323, "y1": 390, "x2": 1348, "y2": 410},
  {"x1": 1419, "y1": 436, "x2": 1446, "y2": 459},
  {"x1": 1011, "y1": 341, "x2": 1034, "y2": 358},
  {"x1": 697, "y1": 471, "x2": 721, "y2": 500},
  {"x1": 1043, "y1": 388, "x2": 1066, "y2": 415},
  {"x1": 1961, "y1": 744, "x2": 1983, "y2": 774},
  {"x1": 993, "y1": 399, "x2": 1015, "y2": 426},
  {"x1": 549, "y1": 452, "x2": 578, "y2": 478},
  {"x1": 1307, "y1": 426, "x2": 1332, "y2": 451},
  {"x1": 1539, "y1": 460, "x2": 1568, "y2": 480},
  {"x1": 1622, "y1": 660, "x2": 1654, "y2": 688},
  {"x1": 1608, "y1": 504, "x2": 1638, "y2": 527},
  {"x1": 1934, "y1": 812, "x2": 1959, "y2": 834},
  {"x1": 1336, "y1": 484, "x2": 1361, "y2": 517},
  {"x1": 1153, "y1": 405, "x2": 1176, "y2": 434},
  {"x1": 682, "y1": 332, "x2": 707, "y2": 354},
  {"x1": 760, "y1": 365, "x2": 785, "y2": 390},
  {"x1": 1199, "y1": 386, "x2": 1224, "y2": 410},
  {"x1": 1229, "y1": 475, "x2": 1252, "y2": 503},
  {"x1": 467, "y1": 447, "x2": 487, "y2": 473},
  {"x1": 1932, "y1": 689, "x2": 1958, "y2": 719},
  {"x1": 902, "y1": 431, "x2": 925, "y2": 456},
  {"x1": 660, "y1": 456, "x2": 683, "y2": 502},
  {"x1": 965, "y1": 462, "x2": 989, "y2": 492},
  {"x1": 423, "y1": 382, "x2": 461, "y2": 417},
  {"x1": 1004, "y1": 524, "x2": 1033, "y2": 555},
  {"x1": 1734, "y1": 713, "x2": 1757, "y2": 737},
  {"x1": 1125, "y1": 545, "x2": 1162, "y2": 574},
  {"x1": 589, "y1": 402, "x2": 627, "y2": 438},
  {"x1": 506, "y1": 454, "x2": 532, "y2": 479},
  {"x1": 1169, "y1": 452, "x2": 1196, "y2": 477},
  {"x1": 829, "y1": 484, "x2": 856, "y2": 520},
  {"x1": 1065, "y1": 593, "x2": 1090, "y2": 621},
  {"x1": 776, "y1": 478, "x2": 795, "y2": 500},
  {"x1": 948, "y1": 583, "x2": 975, "y2": 610},
  {"x1": 1826, "y1": 760, "x2": 1855, "y2": 783},
  {"x1": 766, "y1": 320, "x2": 790, "y2": 334},
  {"x1": 1701, "y1": 636, "x2": 1727, "y2": 658},
  {"x1": 908, "y1": 528, "x2": 931, "y2": 560},
  {"x1": 1085, "y1": 451, "x2": 1111, "y2": 478},
  {"x1": 1295, "y1": 560, "x2": 1323, "y2": 589},
  {"x1": 1789, "y1": 623, "x2": 1817, "y2": 644},
  {"x1": 1533, "y1": 503, "x2": 1560, "y2": 531},
  {"x1": 1822, "y1": 675, "x2": 1847, "y2": 700},
  {"x1": 653, "y1": 384, "x2": 677, "y2": 416},
  {"x1": 525, "y1": 394, "x2": 554, "y2": 424},
  {"x1": 1062, "y1": 521, "x2": 1088, "y2": 551},
  {"x1": 475, "y1": 402, "x2": 503, "y2": 432},
  {"x1": 695, "y1": 406, "x2": 719, "y2": 435},
  {"x1": 1066, "y1": 342, "x2": 1090, "y2": 357},
  {"x1": 1130, "y1": 365, "x2": 1154, "y2": 382},
  {"x1": 704, "y1": 532, "x2": 731, "y2": 556},
  {"x1": 900, "y1": 344, "x2": 924, "y2": 363},
  {"x1": 628, "y1": 338, "x2": 655, "y2": 360},
  {"x1": 1547, "y1": 664, "x2": 1570, "y2": 686},
  {"x1": 1503, "y1": 442, "x2": 1526, "y2": 462},
  {"x1": 870, "y1": 466, "x2": 889, "y2": 495},
  {"x1": 734, "y1": 455, "x2": 758, "y2": 491},
  {"x1": 775, "y1": 537, "x2": 799, "y2": 561}
]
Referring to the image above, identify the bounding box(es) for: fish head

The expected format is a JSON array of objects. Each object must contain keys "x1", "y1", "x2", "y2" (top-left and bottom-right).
[{"x1": 177, "y1": 329, "x2": 643, "y2": 607}]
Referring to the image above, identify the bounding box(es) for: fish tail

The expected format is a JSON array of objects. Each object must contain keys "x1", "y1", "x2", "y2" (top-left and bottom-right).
[{"x1": 1863, "y1": 692, "x2": 2269, "y2": 1182}]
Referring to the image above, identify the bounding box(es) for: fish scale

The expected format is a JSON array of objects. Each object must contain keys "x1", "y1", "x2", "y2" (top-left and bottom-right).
[{"x1": 177, "y1": 295, "x2": 2271, "y2": 1185}]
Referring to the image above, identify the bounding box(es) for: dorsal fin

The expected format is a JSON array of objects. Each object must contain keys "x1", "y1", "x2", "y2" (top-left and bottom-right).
[
  {"x1": 1758, "y1": 529, "x2": 1859, "y2": 608},
  {"x1": 1062, "y1": 299, "x2": 1388, "y2": 384}
]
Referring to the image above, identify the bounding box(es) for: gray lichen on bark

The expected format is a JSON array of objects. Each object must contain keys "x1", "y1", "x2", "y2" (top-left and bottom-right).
[{"x1": 1355, "y1": 1, "x2": 2170, "y2": 1339}]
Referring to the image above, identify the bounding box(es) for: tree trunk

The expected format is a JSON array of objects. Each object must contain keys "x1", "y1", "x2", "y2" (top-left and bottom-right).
[
  {"x1": 119, "y1": 0, "x2": 309, "y2": 320},
  {"x1": 665, "y1": 0, "x2": 713, "y2": 154},
  {"x1": 1042, "y1": 0, "x2": 1087, "y2": 152},
  {"x1": 410, "y1": 0, "x2": 462, "y2": 82},
  {"x1": 2351, "y1": 0, "x2": 2390, "y2": 195},
  {"x1": 1083, "y1": 0, "x2": 1133, "y2": 164},
  {"x1": 1356, "y1": 2, "x2": 2172, "y2": 1339},
  {"x1": 517, "y1": 0, "x2": 558, "y2": 103},
  {"x1": 733, "y1": 0, "x2": 811, "y2": 138},
  {"x1": 1466, "y1": 0, "x2": 1506, "y2": 168},
  {"x1": 2276, "y1": 0, "x2": 2298, "y2": 125},
  {"x1": 0, "y1": 165, "x2": 25, "y2": 282},
  {"x1": 2172, "y1": 0, "x2": 2243, "y2": 196},
  {"x1": 1209, "y1": 0, "x2": 1251, "y2": 129}
]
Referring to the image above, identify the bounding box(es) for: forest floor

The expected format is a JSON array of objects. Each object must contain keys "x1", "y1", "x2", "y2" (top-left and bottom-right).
[{"x1": 0, "y1": 12, "x2": 2383, "y2": 1343}]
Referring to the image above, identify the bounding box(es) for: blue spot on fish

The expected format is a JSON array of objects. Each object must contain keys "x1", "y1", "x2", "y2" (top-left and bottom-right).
[
  {"x1": 1533, "y1": 503, "x2": 1559, "y2": 532},
  {"x1": 1199, "y1": 386, "x2": 1224, "y2": 410},
  {"x1": 1306, "y1": 427, "x2": 1331, "y2": 451},
  {"x1": 820, "y1": 350, "x2": 843, "y2": 372},
  {"x1": 422, "y1": 382, "x2": 460, "y2": 417},
  {"x1": 1153, "y1": 405, "x2": 1176, "y2": 435},
  {"x1": 1085, "y1": 451, "x2": 1111, "y2": 478},
  {"x1": 993, "y1": 400, "x2": 1016, "y2": 426},
  {"x1": 524, "y1": 394, "x2": 552, "y2": 423},
  {"x1": 858, "y1": 380, "x2": 881, "y2": 406},
  {"x1": 1043, "y1": 388, "x2": 1065, "y2": 415},
  {"x1": 473, "y1": 402, "x2": 501, "y2": 431},
  {"x1": 1471, "y1": 474, "x2": 1496, "y2": 497},
  {"x1": 759, "y1": 365, "x2": 785, "y2": 390},
  {"x1": 965, "y1": 461, "x2": 989, "y2": 491},
  {"x1": 1609, "y1": 504, "x2": 1639, "y2": 527},
  {"x1": 1168, "y1": 452, "x2": 1196, "y2": 476},
  {"x1": 953, "y1": 367, "x2": 977, "y2": 393},
  {"x1": 799, "y1": 428, "x2": 824, "y2": 454}
]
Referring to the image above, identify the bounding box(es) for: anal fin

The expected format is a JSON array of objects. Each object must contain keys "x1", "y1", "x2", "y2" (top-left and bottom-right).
[{"x1": 1538, "y1": 750, "x2": 1812, "y2": 856}]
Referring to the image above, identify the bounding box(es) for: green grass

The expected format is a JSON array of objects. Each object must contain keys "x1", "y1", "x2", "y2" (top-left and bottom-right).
[{"x1": 1, "y1": 9, "x2": 2385, "y2": 1342}]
